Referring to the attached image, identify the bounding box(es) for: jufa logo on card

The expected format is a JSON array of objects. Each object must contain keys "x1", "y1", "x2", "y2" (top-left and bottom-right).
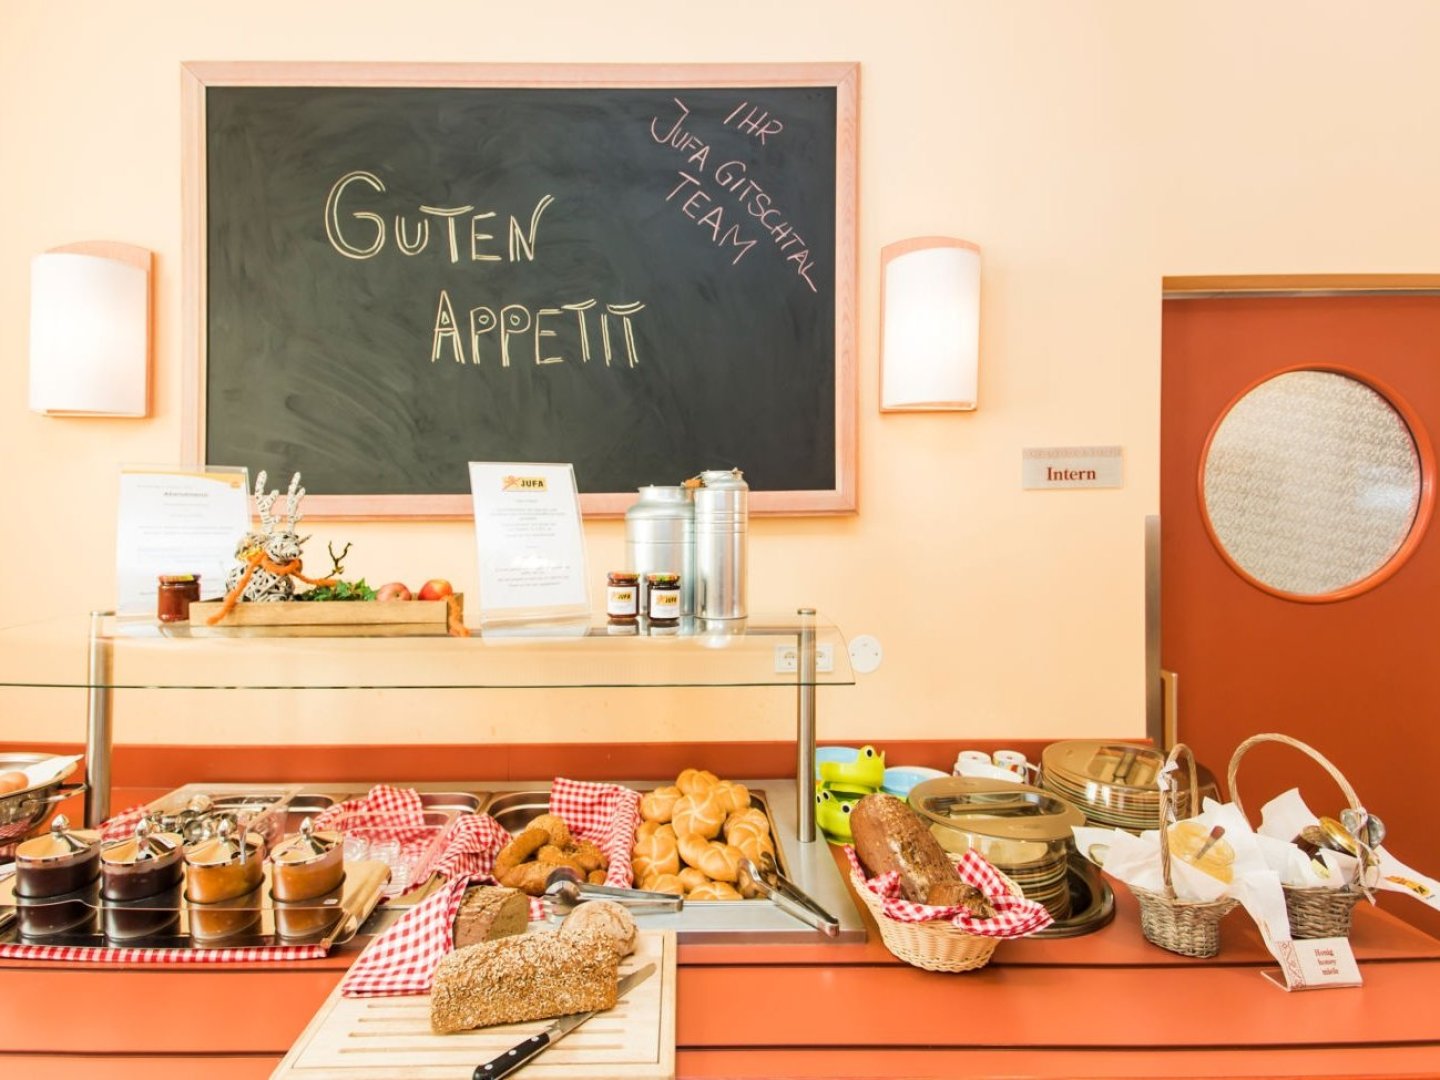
[{"x1": 502, "y1": 475, "x2": 548, "y2": 492}]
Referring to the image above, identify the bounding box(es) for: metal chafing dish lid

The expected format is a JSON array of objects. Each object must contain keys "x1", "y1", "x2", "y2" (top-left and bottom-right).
[{"x1": 908, "y1": 777, "x2": 1085, "y2": 843}]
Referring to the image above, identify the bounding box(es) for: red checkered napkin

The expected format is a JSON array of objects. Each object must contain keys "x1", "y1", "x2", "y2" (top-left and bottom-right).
[
  {"x1": 100, "y1": 806, "x2": 147, "y2": 842},
  {"x1": 843, "y1": 845, "x2": 1053, "y2": 938},
  {"x1": 340, "y1": 779, "x2": 641, "y2": 997},
  {"x1": 0, "y1": 941, "x2": 327, "y2": 963},
  {"x1": 548, "y1": 776, "x2": 642, "y2": 888}
]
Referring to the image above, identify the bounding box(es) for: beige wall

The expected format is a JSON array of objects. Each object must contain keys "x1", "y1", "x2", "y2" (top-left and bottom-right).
[{"x1": 4, "y1": 1, "x2": 1440, "y2": 748}]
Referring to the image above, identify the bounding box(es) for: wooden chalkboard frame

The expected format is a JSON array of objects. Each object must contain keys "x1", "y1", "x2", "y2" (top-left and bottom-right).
[{"x1": 180, "y1": 61, "x2": 858, "y2": 519}]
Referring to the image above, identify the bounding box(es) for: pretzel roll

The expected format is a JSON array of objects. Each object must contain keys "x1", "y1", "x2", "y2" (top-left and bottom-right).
[
  {"x1": 710, "y1": 780, "x2": 751, "y2": 815},
  {"x1": 672, "y1": 791, "x2": 727, "y2": 840},
  {"x1": 677, "y1": 833, "x2": 742, "y2": 883},
  {"x1": 640, "y1": 785, "x2": 682, "y2": 823},
  {"x1": 528, "y1": 814, "x2": 572, "y2": 848},
  {"x1": 676, "y1": 768, "x2": 719, "y2": 798},
  {"x1": 677, "y1": 867, "x2": 710, "y2": 894},
  {"x1": 688, "y1": 880, "x2": 743, "y2": 901},
  {"x1": 631, "y1": 824, "x2": 680, "y2": 880},
  {"x1": 640, "y1": 872, "x2": 685, "y2": 896},
  {"x1": 724, "y1": 807, "x2": 769, "y2": 838}
]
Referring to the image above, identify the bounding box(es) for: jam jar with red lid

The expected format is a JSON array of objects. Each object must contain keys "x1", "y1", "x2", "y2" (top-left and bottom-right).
[{"x1": 157, "y1": 575, "x2": 202, "y2": 622}]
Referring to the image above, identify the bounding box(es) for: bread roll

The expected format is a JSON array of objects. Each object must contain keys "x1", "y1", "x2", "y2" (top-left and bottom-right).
[
  {"x1": 677, "y1": 833, "x2": 742, "y2": 882},
  {"x1": 850, "y1": 794, "x2": 994, "y2": 915},
  {"x1": 688, "y1": 880, "x2": 742, "y2": 901},
  {"x1": 724, "y1": 807, "x2": 769, "y2": 837},
  {"x1": 709, "y1": 780, "x2": 751, "y2": 815},
  {"x1": 452, "y1": 885, "x2": 529, "y2": 949},
  {"x1": 676, "y1": 768, "x2": 719, "y2": 797},
  {"x1": 677, "y1": 867, "x2": 709, "y2": 894},
  {"x1": 560, "y1": 899, "x2": 637, "y2": 957},
  {"x1": 430, "y1": 929, "x2": 619, "y2": 1034},
  {"x1": 640, "y1": 785, "x2": 681, "y2": 823},
  {"x1": 672, "y1": 791, "x2": 726, "y2": 840},
  {"x1": 640, "y1": 872, "x2": 685, "y2": 896},
  {"x1": 632, "y1": 823, "x2": 679, "y2": 879}
]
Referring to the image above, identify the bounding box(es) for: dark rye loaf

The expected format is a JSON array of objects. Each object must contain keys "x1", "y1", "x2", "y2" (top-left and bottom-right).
[{"x1": 850, "y1": 793, "x2": 994, "y2": 915}]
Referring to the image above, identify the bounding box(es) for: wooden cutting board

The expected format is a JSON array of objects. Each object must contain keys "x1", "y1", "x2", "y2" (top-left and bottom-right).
[{"x1": 273, "y1": 930, "x2": 675, "y2": 1079}]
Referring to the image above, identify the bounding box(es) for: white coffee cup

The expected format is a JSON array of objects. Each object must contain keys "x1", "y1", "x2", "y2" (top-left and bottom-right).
[
  {"x1": 991, "y1": 749, "x2": 1030, "y2": 778},
  {"x1": 955, "y1": 750, "x2": 991, "y2": 775}
]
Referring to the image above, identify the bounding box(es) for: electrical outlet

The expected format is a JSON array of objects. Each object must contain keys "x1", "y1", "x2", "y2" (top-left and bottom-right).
[{"x1": 773, "y1": 644, "x2": 835, "y2": 673}]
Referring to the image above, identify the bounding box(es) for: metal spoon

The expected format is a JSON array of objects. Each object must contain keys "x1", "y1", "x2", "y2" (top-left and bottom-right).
[
  {"x1": 542, "y1": 867, "x2": 683, "y2": 913},
  {"x1": 738, "y1": 856, "x2": 839, "y2": 936}
]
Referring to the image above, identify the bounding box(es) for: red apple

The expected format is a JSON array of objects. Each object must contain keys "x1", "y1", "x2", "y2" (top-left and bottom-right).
[
  {"x1": 418, "y1": 578, "x2": 454, "y2": 602},
  {"x1": 375, "y1": 582, "x2": 413, "y2": 602}
]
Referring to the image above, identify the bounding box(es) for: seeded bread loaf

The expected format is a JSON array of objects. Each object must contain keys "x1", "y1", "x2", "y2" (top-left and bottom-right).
[
  {"x1": 452, "y1": 884, "x2": 529, "y2": 949},
  {"x1": 430, "y1": 929, "x2": 620, "y2": 1034},
  {"x1": 850, "y1": 793, "x2": 994, "y2": 915}
]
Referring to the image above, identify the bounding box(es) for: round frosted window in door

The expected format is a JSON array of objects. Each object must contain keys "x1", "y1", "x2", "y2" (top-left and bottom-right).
[{"x1": 1201, "y1": 369, "x2": 1422, "y2": 597}]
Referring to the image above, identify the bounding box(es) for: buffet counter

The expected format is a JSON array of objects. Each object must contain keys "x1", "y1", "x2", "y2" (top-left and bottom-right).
[{"x1": 3, "y1": 774, "x2": 1440, "y2": 1079}]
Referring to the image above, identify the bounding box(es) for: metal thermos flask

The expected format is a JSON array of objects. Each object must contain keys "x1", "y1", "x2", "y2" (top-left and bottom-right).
[
  {"x1": 625, "y1": 486, "x2": 695, "y2": 617},
  {"x1": 694, "y1": 468, "x2": 748, "y2": 621}
]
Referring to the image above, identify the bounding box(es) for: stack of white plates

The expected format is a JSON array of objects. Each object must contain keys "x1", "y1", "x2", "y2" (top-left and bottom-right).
[
  {"x1": 1040, "y1": 741, "x2": 1219, "y2": 832},
  {"x1": 907, "y1": 777, "x2": 1085, "y2": 921}
]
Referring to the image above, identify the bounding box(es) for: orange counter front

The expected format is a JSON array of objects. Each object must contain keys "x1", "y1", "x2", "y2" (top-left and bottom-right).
[{"x1": 4, "y1": 752, "x2": 1440, "y2": 1079}]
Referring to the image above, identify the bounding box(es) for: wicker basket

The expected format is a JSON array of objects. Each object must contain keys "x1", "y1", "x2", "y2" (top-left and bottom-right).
[
  {"x1": 849, "y1": 867, "x2": 1022, "y2": 973},
  {"x1": 1130, "y1": 742, "x2": 1239, "y2": 959},
  {"x1": 1228, "y1": 732, "x2": 1371, "y2": 939}
]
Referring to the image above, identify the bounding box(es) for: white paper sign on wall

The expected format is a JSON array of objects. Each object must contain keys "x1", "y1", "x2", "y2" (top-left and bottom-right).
[{"x1": 1022, "y1": 446, "x2": 1124, "y2": 490}]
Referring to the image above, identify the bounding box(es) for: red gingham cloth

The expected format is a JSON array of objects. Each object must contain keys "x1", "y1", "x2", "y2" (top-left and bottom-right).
[
  {"x1": 843, "y1": 845, "x2": 1054, "y2": 938},
  {"x1": 0, "y1": 941, "x2": 327, "y2": 963},
  {"x1": 340, "y1": 779, "x2": 640, "y2": 997}
]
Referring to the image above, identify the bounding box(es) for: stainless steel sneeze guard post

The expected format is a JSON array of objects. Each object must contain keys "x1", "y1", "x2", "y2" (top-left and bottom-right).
[
  {"x1": 796, "y1": 608, "x2": 817, "y2": 843},
  {"x1": 85, "y1": 609, "x2": 114, "y2": 828}
]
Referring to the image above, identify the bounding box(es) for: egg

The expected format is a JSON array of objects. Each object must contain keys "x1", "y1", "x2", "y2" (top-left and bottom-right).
[{"x1": 0, "y1": 770, "x2": 30, "y2": 794}]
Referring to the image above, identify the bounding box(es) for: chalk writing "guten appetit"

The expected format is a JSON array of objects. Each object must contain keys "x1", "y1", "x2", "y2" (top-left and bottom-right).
[
  {"x1": 650, "y1": 98, "x2": 818, "y2": 293},
  {"x1": 323, "y1": 170, "x2": 645, "y2": 370}
]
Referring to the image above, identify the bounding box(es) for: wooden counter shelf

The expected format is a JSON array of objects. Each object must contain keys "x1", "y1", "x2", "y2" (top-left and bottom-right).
[{"x1": 3, "y1": 750, "x2": 1440, "y2": 1079}]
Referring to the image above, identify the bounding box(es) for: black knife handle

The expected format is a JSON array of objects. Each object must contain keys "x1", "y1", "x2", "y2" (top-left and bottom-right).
[{"x1": 474, "y1": 1031, "x2": 552, "y2": 1080}]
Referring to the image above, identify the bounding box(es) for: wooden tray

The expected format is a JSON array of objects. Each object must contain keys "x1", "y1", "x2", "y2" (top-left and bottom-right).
[
  {"x1": 188, "y1": 594, "x2": 463, "y2": 637},
  {"x1": 274, "y1": 930, "x2": 676, "y2": 1079}
]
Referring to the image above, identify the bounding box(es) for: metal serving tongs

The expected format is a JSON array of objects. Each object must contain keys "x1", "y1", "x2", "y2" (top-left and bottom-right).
[
  {"x1": 543, "y1": 867, "x2": 684, "y2": 914},
  {"x1": 739, "y1": 854, "x2": 840, "y2": 936}
]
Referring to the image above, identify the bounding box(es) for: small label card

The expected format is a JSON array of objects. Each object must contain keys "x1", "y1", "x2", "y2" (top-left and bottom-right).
[
  {"x1": 469, "y1": 462, "x2": 590, "y2": 629},
  {"x1": 115, "y1": 465, "x2": 251, "y2": 616},
  {"x1": 1260, "y1": 928, "x2": 1363, "y2": 992},
  {"x1": 1022, "y1": 446, "x2": 1124, "y2": 490}
]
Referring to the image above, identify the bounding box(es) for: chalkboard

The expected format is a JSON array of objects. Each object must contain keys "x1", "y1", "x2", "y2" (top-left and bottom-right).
[{"x1": 182, "y1": 63, "x2": 857, "y2": 517}]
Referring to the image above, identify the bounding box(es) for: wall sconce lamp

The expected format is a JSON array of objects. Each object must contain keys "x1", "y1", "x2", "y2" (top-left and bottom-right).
[
  {"x1": 29, "y1": 241, "x2": 153, "y2": 417},
  {"x1": 879, "y1": 236, "x2": 981, "y2": 412}
]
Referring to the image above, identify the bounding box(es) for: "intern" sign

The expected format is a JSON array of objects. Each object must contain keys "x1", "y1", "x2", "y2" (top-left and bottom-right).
[{"x1": 1022, "y1": 446, "x2": 1124, "y2": 490}]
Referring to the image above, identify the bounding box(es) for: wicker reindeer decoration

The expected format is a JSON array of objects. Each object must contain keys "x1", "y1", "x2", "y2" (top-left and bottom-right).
[{"x1": 208, "y1": 471, "x2": 336, "y2": 624}]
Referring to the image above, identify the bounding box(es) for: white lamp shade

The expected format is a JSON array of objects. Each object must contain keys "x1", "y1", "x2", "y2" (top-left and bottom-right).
[
  {"x1": 880, "y1": 238, "x2": 981, "y2": 411},
  {"x1": 29, "y1": 246, "x2": 151, "y2": 416}
]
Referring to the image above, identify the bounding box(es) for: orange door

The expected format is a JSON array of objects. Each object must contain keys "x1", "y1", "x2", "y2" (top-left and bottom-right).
[{"x1": 1161, "y1": 293, "x2": 1440, "y2": 936}]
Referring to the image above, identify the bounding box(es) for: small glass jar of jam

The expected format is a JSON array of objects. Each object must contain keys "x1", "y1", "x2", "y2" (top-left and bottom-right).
[
  {"x1": 606, "y1": 571, "x2": 640, "y2": 625},
  {"x1": 157, "y1": 575, "x2": 202, "y2": 622},
  {"x1": 646, "y1": 572, "x2": 681, "y2": 627}
]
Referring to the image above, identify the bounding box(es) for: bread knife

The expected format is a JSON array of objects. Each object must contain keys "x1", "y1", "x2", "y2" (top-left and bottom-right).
[{"x1": 472, "y1": 962, "x2": 656, "y2": 1080}]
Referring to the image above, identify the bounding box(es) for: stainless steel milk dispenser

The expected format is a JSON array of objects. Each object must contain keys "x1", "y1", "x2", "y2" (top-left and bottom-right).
[
  {"x1": 625, "y1": 486, "x2": 695, "y2": 617},
  {"x1": 694, "y1": 468, "x2": 749, "y2": 621}
]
